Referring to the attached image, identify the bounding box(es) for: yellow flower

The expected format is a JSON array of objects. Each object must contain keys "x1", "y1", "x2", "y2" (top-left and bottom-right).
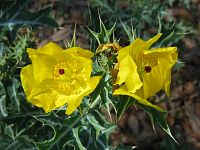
[
  {"x1": 20, "y1": 42, "x2": 101, "y2": 114},
  {"x1": 113, "y1": 33, "x2": 178, "y2": 111}
]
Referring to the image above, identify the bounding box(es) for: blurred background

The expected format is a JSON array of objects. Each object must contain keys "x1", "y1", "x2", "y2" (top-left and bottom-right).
[{"x1": 1, "y1": 0, "x2": 200, "y2": 149}]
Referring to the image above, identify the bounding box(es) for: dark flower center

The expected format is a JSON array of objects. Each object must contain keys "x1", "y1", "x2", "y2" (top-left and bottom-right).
[
  {"x1": 58, "y1": 69, "x2": 65, "y2": 75},
  {"x1": 144, "y1": 66, "x2": 151, "y2": 73}
]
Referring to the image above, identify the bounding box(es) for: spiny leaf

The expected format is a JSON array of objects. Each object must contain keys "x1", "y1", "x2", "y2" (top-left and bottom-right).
[
  {"x1": 12, "y1": 34, "x2": 29, "y2": 60},
  {"x1": 120, "y1": 20, "x2": 136, "y2": 43},
  {"x1": 0, "y1": 82, "x2": 8, "y2": 118},
  {"x1": 35, "y1": 113, "x2": 83, "y2": 150},
  {"x1": 116, "y1": 96, "x2": 178, "y2": 144},
  {"x1": 6, "y1": 78, "x2": 20, "y2": 112},
  {"x1": 87, "y1": 114, "x2": 105, "y2": 139},
  {"x1": 115, "y1": 96, "x2": 133, "y2": 120},
  {"x1": 157, "y1": 17, "x2": 175, "y2": 46},
  {"x1": 90, "y1": 73, "x2": 107, "y2": 108},
  {"x1": 65, "y1": 24, "x2": 77, "y2": 48},
  {"x1": 0, "y1": 0, "x2": 59, "y2": 41},
  {"x1": 4, "y1": 124, "x2": 15, "y2": 139},
  {"x1": 101, "y1": 123, "x2": 117, "y2": 141},
  {"x1": 0, "y1": 5, "x2": 59, "y2": 28},
  {"x1": 132, "y1": 98, "x2": 178, "y2": 144},
  {"x1": 86, "y1": 14, "x2": 116, "y2": 46},
  {"x1": 31, "y1": 114, "x2": 57, "y2": 144},
  {"x1": 99, "y1": 75, "x2": 117, "y2": 121},
  {"x1": 90, "y1": 110, "x2": 117, "y2": 141},
  {"x1": 157, "y1": 16, "x2": 192, "y2": 46},
  {"x1": 73, "y1": 127, "x2": 87, "y2": 150}
]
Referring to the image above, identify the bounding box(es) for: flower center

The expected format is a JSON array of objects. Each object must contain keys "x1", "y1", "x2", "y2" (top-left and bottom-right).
[
  {"x1": 53, "y1": 60, "x2": 88, "y2": 95},
  {"x1": 144, "y1": 66, "x2": 151, "y2": 73},
  {"x1": 58, "y1": 68, "x2": 65, "y2": 75}
]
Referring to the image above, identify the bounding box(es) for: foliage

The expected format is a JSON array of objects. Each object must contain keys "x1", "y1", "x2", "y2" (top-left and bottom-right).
[
  {"x1": 89, "y1": 0, "x2": 193, "y2": 45},
  {"x1": 0, "y1": 0, "x2": 187, "y2": 149}
]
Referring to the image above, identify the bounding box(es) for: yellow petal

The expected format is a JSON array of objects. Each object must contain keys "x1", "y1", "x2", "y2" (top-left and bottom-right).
[
  {"x1": 20, "y1": 65, "x2": 53, "y2": 112},
  {"x1": 72, "y1": 55, "x2": 93, "y2": 80},
  {"x1": 163, "y1": 63, "x2": 172, "y2": 97},
  {"x1": 33, "y1": 91, "x2": 57, "y2": 113},
  {"x1": 115, "y1": 55, "x2": 142, "y2": 93},
  {"x1": 142, "y1": 33, "x2": 162, "y2": 50},
  {"x1": 142, "y1": 47, "x2": 177, "y2": 98},
  {"x1": 65, "y1": 102, "x2": 78, "y2": 115},
  {"x1": 88, "y1": 76, "x2": 102, "y2": 93},
  {"x1": 20, "y1": 65, "x2": 34, "y2": 99},
  {"x1": 20, "y1": 65, "x2": 50, "y2": 100},
  {"x1": 28, "y1": 98, "x2": 43, "y2": 108},
  {"x1": 115, "y1": 56, "x2": 130, "y2": 85},
  {"x1": 113, "y1": 85, "x2": 163, "y2": 111},
  {"x1": 27, "y1": 42, "x2": 64, "y2": 61},
  {"x1": 118, "y1": 38, "x2": 146, "y2": 62},
  {"x1": 143, "y1": 47, "x2": 177, "y2": 64},
  {"x1": 27, "y1": 44, "x2": 62, "y2": 82},
  {"x1": 142, "y1": 58, "x2": 175, "y2": 99},
  {"x1": 66, "y1": 76, "x2": 101, "y2": 114},
  {"x1": 142, "y1": 61, "x2": 165, "y2": 99},
  {"x1": 159, "y1": 58, "x2": 176, "y2": 97},
  {"x1": 144, "y1": 47, "x2": 177, "y2": 54},
  {"x1": 118, "y1": 34, "x2": 162, "y2": 63},
  {"x1": 32, "y1": 53, "x2": 57, "y2": 82},
  {"x1": 26, "y1": 48, "x2": 36, "y2": 61},
  {"x1": 52, "y1": 76, "x2": 101, "y2": 115},
  {"x1": 36, "y1": 42, "x2": 63, "y2": 55},
  {"x1": 65, "y1": 47, "x2": 94, "y2": 59}
]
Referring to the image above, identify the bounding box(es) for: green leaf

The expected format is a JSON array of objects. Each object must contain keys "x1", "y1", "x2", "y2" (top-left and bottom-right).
[
  {"x1": 132, "y1": 98, "x2": 178, "y2": 144},
  {"x1": 12, "y1": 34, "x2": 28, "y2": 60},
  {"x1": 0, "y1": 131, "x2": 36, "y2": 150},
  {"x1": 115, "y1": 96, "x2": 177, "y2": 144},
  {"x1": 65, "y1": 24, "x2": 77, "y2": 48},
  {"x1": 99, "y1": 75, "x2": 117, "y2": 117},
  {"x1": 0, "y1": 5, "x2": 59, "y2": 29},
  {"x1": 85, "y1": 7, "x2": 99, "y2": 51},
  {"x1": 0, "y1": 0, "x2": 59, "y2": 41},
  {"x1": 101, "y1": 123, "x2": 117, "y2": 141},
  {"x1": 91, "y1": 110, "x2": 117, "y2": 141},
  {"x1": 86, "y1": 14, "x2": 116, "y2": 47},
  {"x1": 0, "y1": 82, "x2": 8, "y2": 118},
  {"x1": 156, "y1": 15, "x2": 194, "y2": 47},
  {"x1": 92, "y1": 60, "x2": 104, "y2": 74},
  {"x1": 72, "y1": 127, "x2": 87, "y2": 150},
  {"x1": 87, "y1": 114, "x2": 105, "y2": 139},
  {"x1": 35, "y1": 112, "x2": 83, "y2": 150},
  {"x1": 115, "y1": 96, "x2": 133, "y2": 120},
  {"x1": 120, "y1": 20, "x2": 136, "y2": 43},
  {"x1": 90, "y1": 73, "x2": 107, "y2": 108},
  {"x1": 6, "y1": 78, "x2": 20, "y2": 112},
  {"x1": 32, "y1": 113, "x2": 62, "y2": 146},
  {"x1": 4, "y1": 124, "x2": 15, "y2": 139},
  {"x1": 157, "y1": 15, "x2": 175, "y2": 45}
]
